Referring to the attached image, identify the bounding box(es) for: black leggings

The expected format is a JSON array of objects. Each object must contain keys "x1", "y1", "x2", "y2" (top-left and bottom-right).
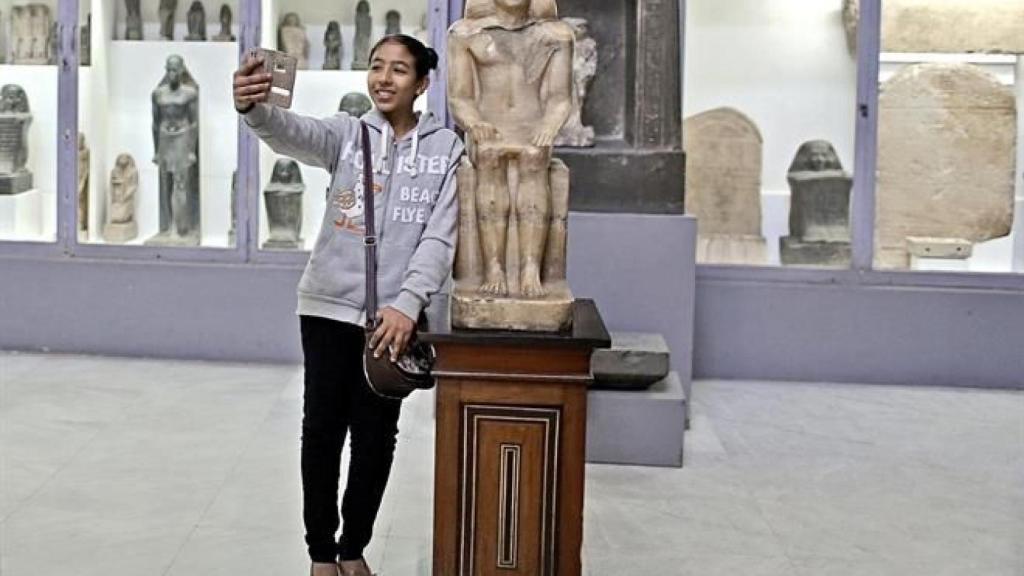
[{"x1": 300, "y1": 315, "x2": 402, "y2": 563}]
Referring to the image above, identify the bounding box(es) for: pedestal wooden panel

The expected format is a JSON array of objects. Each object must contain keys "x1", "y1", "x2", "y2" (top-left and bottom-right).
[{"x1": 424, "y1": 300, "x2": 609, "y2": 576}]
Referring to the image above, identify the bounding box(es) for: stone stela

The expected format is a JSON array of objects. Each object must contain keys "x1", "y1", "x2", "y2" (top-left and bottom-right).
[{"x1": 448, "y1": 0, "x2": 577, "y2": 332}]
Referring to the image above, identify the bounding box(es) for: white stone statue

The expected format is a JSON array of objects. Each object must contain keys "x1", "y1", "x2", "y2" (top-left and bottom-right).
[
  {"x1": 104, "y1": 154, "x2": 139, "y2": 243},
  {"x1": 278, "y1": 13, "x2": 310, "y2": 70},
  {"x1": 448, "y1": 0, "x2": 576, "y2": 331}
]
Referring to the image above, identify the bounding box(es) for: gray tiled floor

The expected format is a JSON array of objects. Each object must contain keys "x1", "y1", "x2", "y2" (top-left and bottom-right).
[{"x1": 1, "y1": 352, "x2": 1022, "y2": 576}]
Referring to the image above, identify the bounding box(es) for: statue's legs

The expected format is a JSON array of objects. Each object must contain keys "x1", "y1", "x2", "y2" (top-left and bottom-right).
[
  {"x1": 474, "y1": 146, "x2": 510, "y2": 296},
  {"x1": 517, "y1": 146, "x2": 551, "y2": 298},
  {"x1": 170, "y1": 172, "x2": 189, "y2": 237}
]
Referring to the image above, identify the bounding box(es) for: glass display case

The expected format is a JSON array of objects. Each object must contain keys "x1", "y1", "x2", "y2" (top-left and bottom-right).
[
  {"x1": 254, "y1": 0, "x2": 430, "y2": 252},
  {"x1": 872, "y1": 0, "x2": 1024, "y2": 274},
  {"x1": 684, "y1": 0, "x2": 859, "y2": 269},
  {"x1": 77, "y1": 0, "x2": 240, "y2": 248},
  {"x1": 0, "y1": 0, "x2": 59, "y2": 242}
]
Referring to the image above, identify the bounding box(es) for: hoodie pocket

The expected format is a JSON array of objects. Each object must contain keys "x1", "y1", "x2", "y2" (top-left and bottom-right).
[
  {"x1": 298, "y1": 228, "x2": 366, "y2": 307},
  {"x1": 377, "y1": 240, "x2": 418, "y2": 306}
]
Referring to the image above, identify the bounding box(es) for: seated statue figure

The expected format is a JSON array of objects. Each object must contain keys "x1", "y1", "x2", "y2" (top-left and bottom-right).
[{"x1": 447, "y1": 0, "x2": 575, "y2": 331}]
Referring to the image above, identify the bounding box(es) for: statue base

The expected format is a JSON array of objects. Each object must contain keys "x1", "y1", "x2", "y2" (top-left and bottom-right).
[
  {"x1": 104, "y1": 221, "x2": 138, "y2": 243},
  {"x1": 0, "y1": 170, "x2": 33, "y2": 195},
  {"x1": 262, "y1": 237, "x2": 302, "y2": 250},
  {"x1": 452, "y1": 280, "x2": 574, "y2": 332},
  {"x1": 145, "y1": 230, "x2": 200, "y2": 247},
  {"x1": 780, "y1": 237, "x2": 851, "y2": 267},
  {"x1": 697, "y1": 234, "x2": 767, "y2": 265}
]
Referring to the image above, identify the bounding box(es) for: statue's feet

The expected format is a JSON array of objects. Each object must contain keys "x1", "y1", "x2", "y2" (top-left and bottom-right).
[
  {"x1": 479, "y1": 263, "x2": 508, "y2": 297},
  {"x1": 520, "y1": 263, "x2": 547, "y2": 298}
]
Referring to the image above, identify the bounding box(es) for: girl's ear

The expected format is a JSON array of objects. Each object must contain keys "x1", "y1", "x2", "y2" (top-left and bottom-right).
[{"x1": 417, "y1": 76, "x2": 431, "y2": 96}]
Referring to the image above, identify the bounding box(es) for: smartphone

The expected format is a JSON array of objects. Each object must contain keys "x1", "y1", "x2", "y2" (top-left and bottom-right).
[{"x1": 250, "y1": 48, "x2": 297, "y2": 109}]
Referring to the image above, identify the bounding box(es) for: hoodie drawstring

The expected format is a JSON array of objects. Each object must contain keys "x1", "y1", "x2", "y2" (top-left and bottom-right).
[{"x1": 373, "y1": 119, "x2": 420, "y2": 178}]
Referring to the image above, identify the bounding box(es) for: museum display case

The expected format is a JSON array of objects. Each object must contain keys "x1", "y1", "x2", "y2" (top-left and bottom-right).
[
  {"x1": 684, "y1": 0, "x2": 858, "y2": 268},
  {"x1": 870, "y1": 0, "x2": 1024, "y2": 274},
  {"x1": 75, "y1": 0, "x2": 240, "y2": 248},
  {"x1": 254, "y1": 0, "x2": 430, "y2": 252},
  {"x1": 0, "y1": 0, "x2": 59, "y2": 242}
]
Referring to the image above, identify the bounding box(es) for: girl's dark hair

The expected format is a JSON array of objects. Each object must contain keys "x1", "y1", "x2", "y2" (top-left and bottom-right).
[{"x1": 369, "y1": 34, "x2": 439, "y2": 79}]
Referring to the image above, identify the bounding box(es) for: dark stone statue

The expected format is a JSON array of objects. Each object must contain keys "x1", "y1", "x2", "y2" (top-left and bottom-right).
[
  {"x1": 385, "y1": 10, "x2": 401, "y2": 35},
  {"x1": 0, "y1": 85, "x2": 33, "y2": 195},
  {"x1": 780, "y1": 140, "x2": 852, "y2": 267},
  {"x1": 212, "y1": 4, "x2": 235, "y2": 41},
  {"x1": 263, "y1": 159, "x2": 304, "y2": 249},
  {"x1": 351, "y1": 1, "x2": 371, "y2": 70},
  {"x1": 159, "y1": 0, "x2": 178, "y2": 40},
  {"x1": 323, "y1": 21, "x2": 342, "y2": 70},
  {"x1": 125, "y1": 0, "x2": 143, "y2": 40},
  {"x1": 185, "y1": 1, "x2": 206, "y2": 41},
  {"x1": 338, "y1": 92, "x2": 372, "y2": 118},
  {"x1": 146, "y1": 55, "x2": 201, "y2": 246},
  {"x1": 81, "y1": 13, "x2": 91, "y2": 65}
]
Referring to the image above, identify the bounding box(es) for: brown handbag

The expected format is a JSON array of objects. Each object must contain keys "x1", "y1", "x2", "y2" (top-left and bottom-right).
[{"x1": 359, "y1": 121, "x2": 436, "y2": 400}]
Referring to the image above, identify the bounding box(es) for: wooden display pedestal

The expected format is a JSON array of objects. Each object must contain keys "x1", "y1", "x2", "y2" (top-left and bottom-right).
[{"x1": 423, "y1": 300, "x2": 609, "y2": 576}]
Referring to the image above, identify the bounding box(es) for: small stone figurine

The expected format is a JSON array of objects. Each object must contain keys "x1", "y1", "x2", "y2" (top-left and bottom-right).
[
  {"x1": 158, "y1": 0, "x2": 178, "y2": 40},
  {"x1": 212, "y1": 4, "x2": 235, "y2": 42},
  {"x1": 185, "y1": 1, "x2": 206, "y2": 41},
  {"x1": 77, "y1": 133, "x2": 90, "y2": 238},
  {"x1": 385, "y1": 10, "x2": 402, "y2": 35},
  {"x1": 780, "y1": 140, "x2": 852, "y2": 267},
  {"x1": 104, "y1": 154, "x2": 139, "y2": 243},
  {"x1": 125, "y1": 0, "x2": 143, "y2": 40},
  {"x1": 0, "y1": 85, "x2": 34, "y2": 195},
  {"x1": 351, "y1": 1, "x2": 371, "y2": 70},
  {"x1": 263, "y1": 159, "x2": 305, "y2": 250},
  {"x1": 323, "y1": 21, "x2": 343, "y2": 70},
  {"x1": 278, "y1": 13, "x2": 310, "y2": 70}
]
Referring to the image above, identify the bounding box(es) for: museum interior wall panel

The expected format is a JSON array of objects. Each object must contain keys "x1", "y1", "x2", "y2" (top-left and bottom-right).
[
  {"x1": 0, "y1": 3, "x2": 59, "y2": 242},
  {"x1": 79, "y1": 0, "x2": 240, "y2": 247},
  {"x1": 683, "y1": 0, "x2": 858, "y2": 268},
  {"x1": 255, "y1": 0, "x2": 428, "y2": 252}
]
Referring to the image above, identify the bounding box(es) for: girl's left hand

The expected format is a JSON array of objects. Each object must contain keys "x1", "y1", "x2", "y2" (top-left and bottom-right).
[{"x1": 369, "y1": 307, "x2": 415, "y2": 362}]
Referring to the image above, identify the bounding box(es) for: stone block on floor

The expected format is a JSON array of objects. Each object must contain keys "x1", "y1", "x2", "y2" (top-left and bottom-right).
[
  {"x1": 586, "y1": 371, "x2": 686, "y2": 468},
  {"x1": 591, "y1": 332, "x2": 670, "y2": 390}
]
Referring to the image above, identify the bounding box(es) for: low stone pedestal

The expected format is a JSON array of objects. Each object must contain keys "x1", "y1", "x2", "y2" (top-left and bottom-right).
[
  {"x1": 586, "y1": 372, "x2": 687, "y2": 468},
  {"x1": 780, "y1": 237, "x2": 851, "y2": 267},
  {"x1": 452, "y1": 281, "x2": 573, "y2": 333},
  {"x1": 0, "y1": 170, "x2": 32, "y2": 195},
  {"x1": 591, "y1": 332, "x2": 670, "y2": 390},
  {"x1": 103, "y1": 220, "x2": 138, "y2": 243}
]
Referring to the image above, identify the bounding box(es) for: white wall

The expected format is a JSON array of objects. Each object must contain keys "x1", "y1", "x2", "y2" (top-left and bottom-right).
[{"x1": 685, "y1": 0, "x2": 859, "y2": 194}]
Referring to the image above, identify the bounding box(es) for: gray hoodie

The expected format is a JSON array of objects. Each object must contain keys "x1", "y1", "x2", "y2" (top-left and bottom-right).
[{"x1": 244, "y1": 104, "x2": 464, "y2": 326}]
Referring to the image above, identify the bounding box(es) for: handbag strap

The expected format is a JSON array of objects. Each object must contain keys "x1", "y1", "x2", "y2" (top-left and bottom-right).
[{"x1": 360, "y1": 122, "x2": 378, "y2": 330}]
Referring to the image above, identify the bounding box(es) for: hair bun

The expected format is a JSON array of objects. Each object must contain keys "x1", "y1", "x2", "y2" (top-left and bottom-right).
[{"x1": 426, "y1": 47, "x2": 439, "y2": 71}]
